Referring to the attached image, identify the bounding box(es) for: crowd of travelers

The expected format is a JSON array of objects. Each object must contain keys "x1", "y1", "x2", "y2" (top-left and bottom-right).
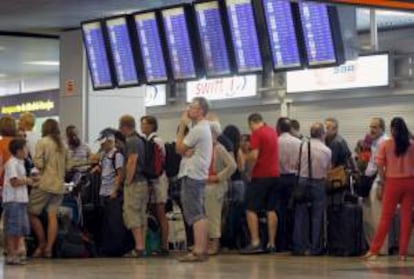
[{"x1": 0, "y1": 96, "x2": 413, "y2": 265}]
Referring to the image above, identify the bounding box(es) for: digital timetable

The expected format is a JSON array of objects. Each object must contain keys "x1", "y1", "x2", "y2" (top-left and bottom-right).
[
  {"x1": 134, "y1": 12, "x2": 169, "y2": 83},
  {"x1": 161, "y1": 7, "x2": 197, "y2": 80},
  {"x1": 298, "y1": 1, "x2": 338, "y2": 66},
  {"x1": 194, "y1": 1, "x2": 232, "y2": 77},
  {"x1": 262, "y1": 0, "x2": 302, "y2": 70},
  {"x1": 106, "y1": 17, "x2": 139, "y2": 86},
  {"x1": 225, "y1": 0, "x2": 263, "y2": 73},
  {"x1": 82, "y1": 21, "x2": 114, "y2": 90}
]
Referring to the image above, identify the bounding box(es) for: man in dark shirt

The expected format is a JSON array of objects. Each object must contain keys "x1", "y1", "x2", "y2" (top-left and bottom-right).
[{"x1": 325, "y1": 118, "x2": 357, "y2": 170}]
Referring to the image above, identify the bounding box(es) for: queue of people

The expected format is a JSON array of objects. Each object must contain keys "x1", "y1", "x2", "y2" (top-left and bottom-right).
[{"x1": 0, "y1": 97, "x2": 413, "y2": 265}]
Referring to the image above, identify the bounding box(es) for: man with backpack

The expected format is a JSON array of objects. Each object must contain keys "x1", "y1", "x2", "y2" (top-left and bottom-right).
[
  {"x1": 140, "y1": 115, "x2": 169, "y2": 256},
  {"x1": 119, "y1": 115, "x2": 148, "y2": 258}
]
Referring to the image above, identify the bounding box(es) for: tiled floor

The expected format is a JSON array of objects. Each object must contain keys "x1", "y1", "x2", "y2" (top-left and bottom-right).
[{"x1": 1, "y1": 254, "x2": 414, "y2": 279}]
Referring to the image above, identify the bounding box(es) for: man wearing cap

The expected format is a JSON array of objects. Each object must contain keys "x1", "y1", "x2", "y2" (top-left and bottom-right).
[{"x1": 96, "y1": 130, "x2": 125, "y2": 202}]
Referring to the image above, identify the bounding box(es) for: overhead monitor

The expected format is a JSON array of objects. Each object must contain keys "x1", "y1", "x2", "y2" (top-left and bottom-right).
[
  {"x1": 224, "y1": 0, "x2": 263, "y2": 74},
  {"x1": 81, "y1": 20, "x2": 115, "y2": 90},
  {"x1": 194, "y1": 1, "x2": 233, "y2": 77},
  {"x1": 261, "y1": 0, "x2": 303, "y2": 71},
  {"x1": 286, "y1": 53, "x2": 389, "y2": 93},
  {"x1": 297, "y1": 1, "x2": 343, "y2": 67},
  {"x1": 133, "y1": 11, "x2": 169, "y2": 83},
  {"x1": 105, "y1": 16, "x2": 140, "y2": 87},
  {"x1": 161, "y1": 6, "x2": 199, "y2": 81}
]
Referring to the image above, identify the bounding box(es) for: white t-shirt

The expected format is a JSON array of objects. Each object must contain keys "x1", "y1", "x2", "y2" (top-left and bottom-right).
[
  {"x1": 2, "y1": 157, "x2": 29, "y2": 203},
  {"x1": 182, "y1": 120, "x2": 213, "y2": 180}
]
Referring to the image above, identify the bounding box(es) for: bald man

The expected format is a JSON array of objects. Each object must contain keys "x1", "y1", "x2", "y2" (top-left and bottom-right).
[{"x1": 293, "y1": 123, "x2": 331, "y2": 256}]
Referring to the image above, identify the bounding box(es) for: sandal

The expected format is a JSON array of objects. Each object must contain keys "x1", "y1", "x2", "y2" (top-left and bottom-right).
[
  {"x1": 362, "y1": 252, "x2": 378, "y2": 261},
  {"x1": 178, "y1": 252, "x2": 208, "y2": 262},
  {"x1": 32, "y1": 247, "x2": 44, "y2": 259},
  {"x1": 43, "y1": 250, "x2": 53, "y2": 259}
]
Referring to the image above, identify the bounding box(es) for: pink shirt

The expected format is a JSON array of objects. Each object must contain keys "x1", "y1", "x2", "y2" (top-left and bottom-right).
[
  {"x1": 299, "y1": 139, "x2": 332, "y2": 179},
  {"x1": 376, "y1": 139, "x2": 414, "y2": 178},
  {"x1": 278, "y1": 132, "x2": 302, "y2": 175}
]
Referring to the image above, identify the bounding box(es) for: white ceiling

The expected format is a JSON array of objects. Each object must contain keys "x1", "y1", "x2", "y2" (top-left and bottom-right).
[{"x1": 0, "y1": 1, "x2": 413, "y2": 95}]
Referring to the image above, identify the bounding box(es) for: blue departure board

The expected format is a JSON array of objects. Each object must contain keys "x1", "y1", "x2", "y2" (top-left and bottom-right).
[
  {"x1": 225, "y1": 0, "x2": 263, "y2": 73},
  {"x1": 161, "y1": 7, "x2": 197, "y2": 80},
  {"x1": 298, "y1": 1, "x2": 337, "y2": 66},
  {"x1": 106, "y1": 17, "x2": 139, "y2": 86},
  {"x1": 82, "y1": 21, "x2": 114, "y2": 89},
  {"x1": 262, "y1": 0, "x2": 302, "y2": 70},
  {"x1": 194, "y1": 1, "x2": 232, "y2": 77},
  {"x1": 134, "y1": 12, "x2": 168, "y2": 83}
]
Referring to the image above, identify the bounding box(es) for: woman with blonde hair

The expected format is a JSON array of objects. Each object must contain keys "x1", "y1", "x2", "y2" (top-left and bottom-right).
[
  {"x1": 205, "y1": 120, "x2": 236, "y2": 255},
  {"x1": 28, "y1": 119, "x2": 68, "y2": 258}
]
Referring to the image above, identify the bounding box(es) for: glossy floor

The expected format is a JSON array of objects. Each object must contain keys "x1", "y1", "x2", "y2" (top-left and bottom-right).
[{"x1": 2, "y1": 253, "x2": 414, "y2": 279}]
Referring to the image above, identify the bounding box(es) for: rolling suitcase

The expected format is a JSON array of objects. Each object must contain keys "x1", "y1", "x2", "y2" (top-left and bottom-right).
[{"x1": 327, "y1": 175, "x2": 367, "y2": 256}]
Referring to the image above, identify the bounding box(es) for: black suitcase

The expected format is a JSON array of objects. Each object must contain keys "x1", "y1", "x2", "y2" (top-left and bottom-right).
[{"x1": 327, "y1": 176, "x2": 366, "y2": 256}]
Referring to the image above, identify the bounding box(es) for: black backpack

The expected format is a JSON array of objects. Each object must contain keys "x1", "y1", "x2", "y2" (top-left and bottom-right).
[
  {"x1": 164, "y1": 142, "x2": 182, "y2": 178},
  {"x1": 139, "y1": 134, "x2": 165, "y2": 180}
]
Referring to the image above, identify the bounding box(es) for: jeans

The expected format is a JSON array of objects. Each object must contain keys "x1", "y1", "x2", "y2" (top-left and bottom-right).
[
  {"x1": 277, "y1": 174, "x2": 296, "y2": 251},
  {"x1": 293, "y1": 178, "x2": 327, "y2": 255}
]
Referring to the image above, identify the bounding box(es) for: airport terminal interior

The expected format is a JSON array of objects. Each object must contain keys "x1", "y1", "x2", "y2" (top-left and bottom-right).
[{"x1": 1, "y1": 0, "x2": 414, "y2": 278}]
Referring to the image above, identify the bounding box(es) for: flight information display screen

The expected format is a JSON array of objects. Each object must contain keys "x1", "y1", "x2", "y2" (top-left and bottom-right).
[
  {"x1": 298, "y1": 1, "x2": 337, "y2": 66},
  {"x1": 194, "y1": 1, "x2": 232, "y2": 77},
  {"x1": 82, "y1": 21, "x2": 114, "y2": 89},
  {"x1": 161, "y1": 7, "x2": 197, "y2": 80},
  {"x1": 225, "y1": 0, "x2": 263, "y2": 73},
  {"x1": 262, "y1": 0, "x2": 302, "y2": 70},
  {"x1": 134, "y1": 12, "x2": 169, "y2": 83},
  {"x1": 106, "y1": 17, "x2": 140, "y2": 86}
]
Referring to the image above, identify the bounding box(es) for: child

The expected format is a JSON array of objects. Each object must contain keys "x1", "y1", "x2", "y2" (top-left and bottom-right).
[{"x1": 3, "y1": 139, "x2": 32, "y2": 265}]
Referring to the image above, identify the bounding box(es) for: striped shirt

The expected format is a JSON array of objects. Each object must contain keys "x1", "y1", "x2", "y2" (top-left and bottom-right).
[
  {"x1": 299, "y1": 139, "x2": 332, "y2": 179},
  {"x1": 278, "y1": 132, "x2": 302, "y2": 175}
]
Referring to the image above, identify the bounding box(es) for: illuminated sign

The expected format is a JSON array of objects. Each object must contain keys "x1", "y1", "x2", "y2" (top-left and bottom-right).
[
  {"x1": 287, "y1": 54, "x2": 389, "y2": 93},
  {"x1": 145, "y1": 85, "x2": 167, "y2": 107},
  {"x1": 321, "y1": 0, "x2": 414, "y2": 10},
  {"x1": 0, "y1": 90, "x2": 59, "y2": 118},
  {"x1": 186, "y1": 75, "x2": 257, "y2": 102}
]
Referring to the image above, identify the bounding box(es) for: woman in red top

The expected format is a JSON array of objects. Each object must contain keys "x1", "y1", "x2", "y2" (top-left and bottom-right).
[{"x1": 363, "y1": 117, "x2": 414, "y2": 261}]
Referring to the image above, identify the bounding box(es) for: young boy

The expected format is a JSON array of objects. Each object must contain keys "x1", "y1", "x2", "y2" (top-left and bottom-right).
[
  {"x1": 3, "y1": 139, "x2": 32, "y2": 265},
  {"x1": 96, "y1": 132, "x2": 124, "y2": 203}
]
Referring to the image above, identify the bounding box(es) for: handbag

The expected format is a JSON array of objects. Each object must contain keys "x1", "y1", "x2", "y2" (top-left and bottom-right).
[
  {"x1": 292, "y1": 141, "x2": 313, "y2": 204},
  {"x1": 326, "y1": 165, "x2": 348, "y2": 193}
]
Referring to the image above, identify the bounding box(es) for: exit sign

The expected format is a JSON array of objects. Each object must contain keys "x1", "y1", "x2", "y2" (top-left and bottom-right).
[{"x1": 316, "y1": 0, "x2": 414, "y2": 10}]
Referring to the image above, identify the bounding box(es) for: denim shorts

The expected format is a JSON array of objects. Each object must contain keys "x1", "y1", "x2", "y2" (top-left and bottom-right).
[
  {"x1": 181, "y1": 177, "x2": 206, "y2": 225},
  {"x1": 3, "y1": 202, "x2": 30, "y2": 236}
]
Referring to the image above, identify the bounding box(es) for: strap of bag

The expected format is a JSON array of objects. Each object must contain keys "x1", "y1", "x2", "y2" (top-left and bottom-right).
[{"x1": 308, "y1": 141, "x2": 312, "y2": 179}]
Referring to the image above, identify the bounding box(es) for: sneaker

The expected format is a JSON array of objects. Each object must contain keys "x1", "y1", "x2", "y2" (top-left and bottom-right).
[
  {"x1": 178, "y1": 252, "x2": 208, "y2": 262},
  {"x1": 123, "y1": 249, "x2": 145, "y2": 258},
  {"x1": 6, "y1": 256, "x2": 21, "y2": 265},
  {"x1": 240, "y1": 244, "x2": 264, "y2": 255},
  {"x1": 266, "y1": 246, "x2": 277, "y2": 254}
]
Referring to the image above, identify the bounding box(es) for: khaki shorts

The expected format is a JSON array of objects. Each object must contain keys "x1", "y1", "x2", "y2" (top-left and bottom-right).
[
  {"x1": 123, "y1": 181, "x2": 148, "y2": 229},
  {"x1": 150, "y1": 173, "x2": 168, "y2": 204},
  {"x1": 28, "y1": 188, "x2": 63, "y2": 216}
]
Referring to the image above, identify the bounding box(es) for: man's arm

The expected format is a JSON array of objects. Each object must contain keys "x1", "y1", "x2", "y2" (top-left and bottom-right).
[{"x1": 126, "y1": 153, "x2": 138, "y2": 186}]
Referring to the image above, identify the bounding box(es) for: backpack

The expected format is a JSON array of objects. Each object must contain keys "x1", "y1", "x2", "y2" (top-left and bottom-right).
[
  {"x1": 140, "y1": 134, "x2": 165, "y2": 180},
  {"x1": 164, "y1": 142, "x2": 182, "y2": 178}
]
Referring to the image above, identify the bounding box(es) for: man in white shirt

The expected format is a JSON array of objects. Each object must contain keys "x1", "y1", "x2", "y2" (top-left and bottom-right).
[
  {"x1": 277, "y1": 117, "x2": 301, "y2": 251},
  {"x1": 176, "y1": 97, "x2": 212, "y2": 262},
  {"x1": 363, "y1": 117, "x2": 389, "y2": 255}
]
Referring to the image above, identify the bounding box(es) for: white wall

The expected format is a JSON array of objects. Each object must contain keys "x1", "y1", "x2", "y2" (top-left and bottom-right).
[{"x1": 88, "y1": 86, "x2": 146, "y2": 150}]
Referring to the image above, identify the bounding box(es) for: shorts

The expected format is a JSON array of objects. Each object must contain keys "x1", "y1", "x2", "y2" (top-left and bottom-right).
[
  {"x1": 149, "y1": 173, "x2": 168, "y2": 204},
  {"x1": 123, "y1": 181, "x2": 148, "y2": 229},
  {"x1": 28, "y1": 188, "x2": 63, "y2": 216},
  {"x1": 3, "y1": 202, "x2": 30, "y2": 236},
  {"x1": 245, "y1": 177, "x2": 280, "y2": 212},
  {"x1": 181, "y1": 177, "x2": 206, "y2": 226}
]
